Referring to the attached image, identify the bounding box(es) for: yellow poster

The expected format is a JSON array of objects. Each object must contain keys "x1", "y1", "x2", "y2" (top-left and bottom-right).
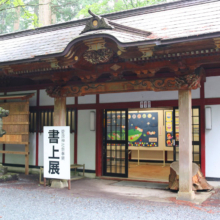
[
  {"x1": 166, "y1": 122, "x2": 172, "y2": 132},
  {"x1": 166, "y1": 112, "x2": 172, "y2": 122}
]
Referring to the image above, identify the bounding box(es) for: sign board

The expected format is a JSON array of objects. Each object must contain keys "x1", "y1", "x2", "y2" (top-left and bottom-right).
[
  {"x1": 44, "y1": 126, "x2": 70, "y2": 180},
  {"x1": 140, "y1": 101, "x2": 143, "y2": 108}
]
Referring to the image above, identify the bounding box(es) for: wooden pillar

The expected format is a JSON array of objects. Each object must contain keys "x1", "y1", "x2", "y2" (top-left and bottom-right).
[
  {"x1": 177, "y1": 90, "x2": 195, "y2": 201},
  {"x1": 54, "y1": 97, "x2": 66, "y2": 126},
  {"x1": 25, "y1": 144, "x2": 29, "y2": 175}
]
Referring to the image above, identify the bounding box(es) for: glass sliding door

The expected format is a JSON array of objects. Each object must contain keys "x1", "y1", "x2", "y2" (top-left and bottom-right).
[
  {"x1": 173, "y1": 107, "x2": 201, "y2": 164},
  {"x1": 103, "y1": 109, "x2": 128, "y2": 177}
]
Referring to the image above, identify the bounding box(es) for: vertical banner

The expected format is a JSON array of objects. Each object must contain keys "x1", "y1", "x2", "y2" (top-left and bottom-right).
[
  {"x1": 44, "y1": 126, "x2": 70, "y2": 180},
  {"x1": 165, "y1": 111, "x2": 173, "y2": 147}
]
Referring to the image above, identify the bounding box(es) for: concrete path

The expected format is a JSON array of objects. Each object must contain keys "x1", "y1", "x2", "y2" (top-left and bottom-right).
[{"x1": 0, "y1": 174, "x2": 219, "y2": 219}]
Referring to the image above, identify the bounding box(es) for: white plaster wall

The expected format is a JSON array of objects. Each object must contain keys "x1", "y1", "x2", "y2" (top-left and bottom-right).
[
  {"x1": 192, "y1": 88, "x2": 200, "y2": 99},
  {"x1": 29, "y1": 133, "x2": 36, "y2": 165},
  {"x1": 205, "y1": 76, "x2": 220, "y2": 98},
  {"x1": 77, "y1": 110, "x2": 96, "y2": 170},
  {"x1": 40, "y1": 89, "x2": 54, "y2": 106},
  {"x1": 78, "y1": 95, "x2": 96, "y2": 104},
  {"x1": 205, "y1": 105, "x2": 220, "y2": 178},
  {"x1": 7, "y1": 90, "x2": 37, "y2": 106},
  {"x1": 66, "y1": 97, "x2": 75, "y2": 105},
  {"x1": 100, "y1": 89, "x2": 200, "y2": 103},
  {"x1": 40, "y1": 90, "x2": 76, "y2": 106},
  {"x1": 70, "y1": 133, "x2": 74, "y2": 165},
  {"x1": 38, "y1": 132, "x2": 75, "y2": 166},
  {"x1": 38, "y1": 133, "x2": 44, "y2": 166}
]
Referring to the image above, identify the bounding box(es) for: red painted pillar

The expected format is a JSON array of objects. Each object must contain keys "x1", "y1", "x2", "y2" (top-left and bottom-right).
[
  {"x1": 74, "y1": 97, "x2": 78, "y2": 164},
  {"x1": 96, "y1": 95, "x2": 103, "y2": 176},
  {"x1": 2, "y1": 92, "x2": 6, "y2": 164},
  {"x1": 200, "y1": 80, "x2": 206, "y2": 175},
  {"x1": 35, "y1": 89, "x2": 39, "y2": 166}
]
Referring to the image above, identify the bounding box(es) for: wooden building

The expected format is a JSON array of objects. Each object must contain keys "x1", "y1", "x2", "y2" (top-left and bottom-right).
[{"x1": 0, "y1": 0, "x2": 220, "y2": 200}]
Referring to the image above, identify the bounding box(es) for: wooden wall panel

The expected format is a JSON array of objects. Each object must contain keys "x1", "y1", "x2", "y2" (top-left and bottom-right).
[{"x1": 0, "y1": 102, "x2": 29, "y2": 144}]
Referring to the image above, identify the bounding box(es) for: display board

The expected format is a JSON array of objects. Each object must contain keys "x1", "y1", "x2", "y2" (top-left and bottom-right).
[
  {"x1": 165, "y1": 111, "x2": 173, "y2": 147},
  {"x1": 44, "y1": 126, "x2": 70, "y2": 180},
  {"x1": 128, "y1": 112, "x2": 158, "y2": 147}
]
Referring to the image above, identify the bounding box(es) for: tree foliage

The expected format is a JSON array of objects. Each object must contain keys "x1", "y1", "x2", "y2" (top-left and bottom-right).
[
  {"x1": 77, "y1": 0, "x2": 166, "y2": 18},
  {"x1": 0, "y1": 0, "x2": 167, "y2": 34},
  {"x1": 0, "y1": 0, "x2": 38, "y2": 33}
]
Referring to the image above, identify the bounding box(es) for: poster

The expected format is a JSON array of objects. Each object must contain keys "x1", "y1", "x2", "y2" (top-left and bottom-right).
[
  {"x1": 175, "y1": 110, "x2": 179, "y2": 141},
  {"x1": 165, "y1": 111, "x2": 173, "y2": 147},
  {"x1": 128, "y1": 112, "x2": 158, "y2": 147},
  {"x1": 44, "y1": 126, "x2": 70, "y2": 180}
]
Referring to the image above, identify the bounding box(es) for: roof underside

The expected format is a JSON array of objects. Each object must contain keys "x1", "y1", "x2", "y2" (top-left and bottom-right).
[{"x1": 0, "y1": 0, "x2": 220, "y2": 63}]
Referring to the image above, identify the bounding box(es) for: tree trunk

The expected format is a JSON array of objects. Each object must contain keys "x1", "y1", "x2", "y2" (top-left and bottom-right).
[
  {"x1": 39, "y1": 0, "x2": 52, "y2": 26},
  {"x1": 14, "y1": 7, "x2": 21, "y2": 31}
]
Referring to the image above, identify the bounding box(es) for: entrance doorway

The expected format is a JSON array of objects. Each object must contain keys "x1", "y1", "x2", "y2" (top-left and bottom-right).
[
  {"x1": 103, "y1": 109, "x2": 128, "y2": 177},
  {"x1": 102, "y1": 107, "x2": 201, "y2": 181},
  {"x1": 127, "y1": 109, "x2": 171, "y2": 181}
]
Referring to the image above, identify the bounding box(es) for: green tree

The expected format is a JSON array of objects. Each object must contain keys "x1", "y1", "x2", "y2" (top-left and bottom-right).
[
  {"x1": 0, "y1": 0, "x2": 38, "y2": 33},
  {"x1": 51, "y1": 0, "x2": 99, "y2": 23},
  {"x1": 77, "y1": 0, "x2": 166, "y2": 18},
  {"x1": 0, "y1": 0, "x2": 168, "y2": 34}
]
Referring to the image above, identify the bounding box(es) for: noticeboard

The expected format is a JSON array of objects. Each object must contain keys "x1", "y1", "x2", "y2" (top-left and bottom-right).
[
  {"x1": 165, "y1": 111, "x2": 173, "y2": 147},
  {"x1": 128, "y1": 112, "x2": 158, "y2": 147},
  {"x1": 44, "y1": 126, "x2": 70, "y2": 180}
]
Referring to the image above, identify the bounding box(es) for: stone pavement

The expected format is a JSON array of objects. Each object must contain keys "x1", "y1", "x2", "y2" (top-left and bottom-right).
[{"x1": 0, "y1": 174, "x2": 220, "y2": 219}]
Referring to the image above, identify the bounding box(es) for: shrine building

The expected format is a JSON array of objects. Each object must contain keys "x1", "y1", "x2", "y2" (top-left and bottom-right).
[{"x1": 0, "y1": 0, "x2": 220, "y2": 200}]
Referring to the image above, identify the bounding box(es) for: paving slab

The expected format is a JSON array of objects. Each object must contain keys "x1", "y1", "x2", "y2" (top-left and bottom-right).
[{"x1": 112, "y1": 180, "x2": 169, "y2": 189}]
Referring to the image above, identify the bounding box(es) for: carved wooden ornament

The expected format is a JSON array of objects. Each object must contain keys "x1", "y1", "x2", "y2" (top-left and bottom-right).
[
  {"x1": 81, "y1": 10, "x2": 114, "y2": 34},
  {"x1": 83, "y1": 48, "x2": 113, "y2": 64},
  {"x1": 46, "y1": 72, "x2": 202, "y2": 97}
]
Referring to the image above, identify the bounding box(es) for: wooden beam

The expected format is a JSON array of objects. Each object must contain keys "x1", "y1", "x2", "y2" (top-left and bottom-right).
[
  {"x1": 46, "y1": 73, "x2": 202, "y2": 97},
  {"x1": 0, "y1": 150, "x2": 29, "y2": 155},
  {"x1": 25, "y1": 144, "x2": 29, "y2": 175}
]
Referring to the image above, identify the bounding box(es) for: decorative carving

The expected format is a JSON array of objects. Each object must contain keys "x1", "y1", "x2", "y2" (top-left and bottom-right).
[
  {"x1": 110, "y1": 64, "x2": 121, "y2": 71},
  {"x1": 46, "y1": 85, "x2": 63, "y2": 97},
  {"x1": 81, "y1": 10, "x2": 114, "y2": 34},
  {"x1": 0, "y1": 107, "x2": 9, "y2": 137},
  {"x1": 110, "y1": 72, "x2": 124, "y2": 81},
  {"x1": 79, "y1": 74, "x2": 98, "y2": 83},
  {"x1": 83, "y1": 48, "x2": 113, "y2": 64},
  {"x1": 84, "y1": 38, "x2": 106, "y2": 51},
  {"x1": 53, "y1": 72, "x2": 201, "y2": 97},
  {"x1": 135, "y1": 69, "x2": 157, "y2": 78},
  {"x1": 175, "y1": 73, "x2": 201, "y2": 89},
  {"x1": 138, "y1": 45, "x2": 155, "y2": 58},
  {"x1": 2, "y1": 66, "x2": 13, "y2": 75},
  {"x1": 214, "y1": 38, "x2": 220, "y2": 49}
]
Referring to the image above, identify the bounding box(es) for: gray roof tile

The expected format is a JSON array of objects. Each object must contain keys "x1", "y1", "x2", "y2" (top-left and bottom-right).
[{"x1": 0, "y1": 1, "x2": 220, "y2": 63}]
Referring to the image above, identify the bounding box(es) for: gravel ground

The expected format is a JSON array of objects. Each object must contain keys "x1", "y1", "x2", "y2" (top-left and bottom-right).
[{"x1": 0, "y1": 176, "x2": 220, "y2": 220}]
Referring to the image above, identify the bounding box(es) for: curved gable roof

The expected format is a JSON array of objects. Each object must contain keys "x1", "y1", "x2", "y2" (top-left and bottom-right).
[{"x1": 0, "y1": 0, "x2": 220, "y2": 64}]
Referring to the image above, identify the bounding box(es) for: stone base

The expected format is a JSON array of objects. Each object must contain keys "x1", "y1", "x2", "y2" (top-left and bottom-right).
[
  {"x1": 0, "y1": 173, "x2": 19, "y2": 182},
  {"x1": 0, "y1": 164, "x2": 8, "y2": 175},
  {"x1": 177, "y1": 191, "x2": 195, "y2": 201},
  {"x1": 50, "y1": 180, "x2": 68, "y2": 188}
]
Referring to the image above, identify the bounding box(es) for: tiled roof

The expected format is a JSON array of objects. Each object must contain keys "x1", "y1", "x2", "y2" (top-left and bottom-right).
[{"x1": 0, "y1": 0, "x2": 220, "y2": 64}]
